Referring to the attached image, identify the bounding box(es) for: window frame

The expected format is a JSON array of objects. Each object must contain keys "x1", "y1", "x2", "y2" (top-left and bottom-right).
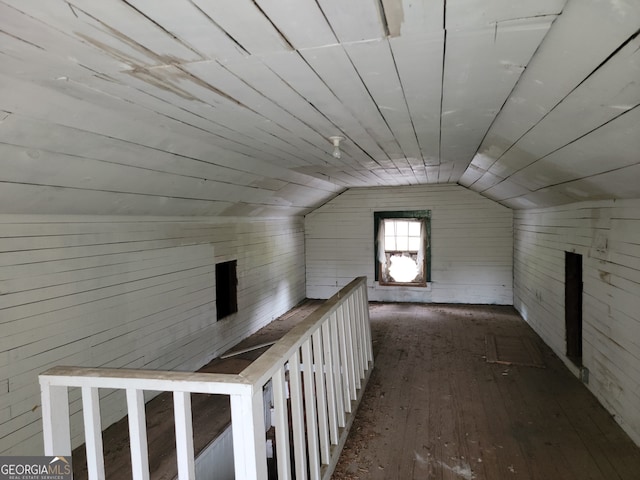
[{"x1": 374, "y1": 210, "x2": 431, "y2": 286}]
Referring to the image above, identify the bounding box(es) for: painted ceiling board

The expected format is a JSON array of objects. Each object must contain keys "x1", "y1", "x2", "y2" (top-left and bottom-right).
[
  {"x1": 190, "y1": 0, "x2": 291, "y2": 55},
  {"x1": 299, "y1": 44, "x2": 400, "y2": 168},
  {"x1": 344, "y1": 39, "x2": 423, "y2": 165},
  {"x1": 472, "y1": 0, "x2": 640, "y2": 181},
  {"x1": 257, "y1": 50, "x2": 389, "y2": 171},
  {"x1": 445, "y1": 0, "x2": 565, "y2": 30},
  {"x1": 389, "y1": 32, "x2": 445, "y2": 165},
  {"x1": 440, "y1": 18, "x2": 555, "y2": 182},
  {"x1": 504, "y1": 106, "x2": 640, "y2": 193},
  {"x1": 381, "y1": 0, "x2": 444, "y2": 37},
  {"x1": 316, "y1": 0, "x2": 386, "y2": 43},
  {"x1": 123, "y1": 0, "x2": 247, "y2": 62},
  {"x1": 254, "y1": 0, "x2": 337, "y2": 49}
]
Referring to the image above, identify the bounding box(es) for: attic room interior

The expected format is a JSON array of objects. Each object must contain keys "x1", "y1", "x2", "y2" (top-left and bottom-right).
[{"x1": 1, "y1": 0, "x2": 640, "y2": 478}]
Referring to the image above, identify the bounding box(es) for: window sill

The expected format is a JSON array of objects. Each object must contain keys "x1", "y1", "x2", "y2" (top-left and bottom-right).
[{"x1": 375, "y1": 282, "x2": 432, "y2": 292}]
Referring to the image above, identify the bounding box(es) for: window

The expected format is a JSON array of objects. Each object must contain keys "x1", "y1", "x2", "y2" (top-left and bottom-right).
[
  {"x1": 216, "y1": 260, "x2": 238, "y2": 320},
  {"x1": 374, "y1": 211, "x2": 430, "y2": 286}
]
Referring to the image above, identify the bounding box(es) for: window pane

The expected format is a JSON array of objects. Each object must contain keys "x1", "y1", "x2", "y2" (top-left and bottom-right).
[
  {"x1": 385, "y1": 236, "x2": 396, "y2": 250},
  {"x1": 396, "y1": 236, "x2": 409, "y2": 251},
  {"x1": 408, "y1": 221, "x2": 421, "y2": 236},
  {"x1": 408, "y1": 237, "x2": 421, "y2": 251},
  {"x1": 396, "y1": 221, "x2": 409, "y2": 237}
]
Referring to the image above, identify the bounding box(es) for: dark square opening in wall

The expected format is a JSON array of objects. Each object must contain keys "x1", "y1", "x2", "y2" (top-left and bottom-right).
[{"x1": 216, "y1": 260, "x2": 238, "y2": 321}]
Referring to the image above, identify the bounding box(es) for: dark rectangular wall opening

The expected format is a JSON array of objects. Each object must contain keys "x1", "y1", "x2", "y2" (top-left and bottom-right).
[
  {"x1": 565, "y1": 252, "x2": 583, "y2": 365},
  {"x1": 216, "y1": 260, "x2": 238, "y2": 321}
]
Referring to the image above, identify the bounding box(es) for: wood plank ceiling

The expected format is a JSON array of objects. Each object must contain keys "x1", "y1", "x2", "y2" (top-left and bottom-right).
[{"x1": 0, "y1": 0, "x2": 638, "y2": 216}]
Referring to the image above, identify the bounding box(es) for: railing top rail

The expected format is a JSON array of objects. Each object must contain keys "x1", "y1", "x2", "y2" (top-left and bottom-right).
[
  {"x1": 39, "y1": 366, "x2": 251, "y2": 395},
  {"x1": 39, "y1": 276, "x2": 368, "y2": 395},
  {"x1": 239, "y1": 276, "x2": 367, "y2": 389}
]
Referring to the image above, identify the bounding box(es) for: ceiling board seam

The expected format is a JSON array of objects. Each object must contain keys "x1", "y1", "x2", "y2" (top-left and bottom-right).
[
  {"x1": 0, "y1": 179, "x2": 313, "y2": 209},
  {"x1": 437, "y1": 1, "x2": 447, "y2": 181},
  {"x1": 341, "y1": 45, "x2": 404, "y2": 169},
  {"x1": 119, "y1": 0, "x2": 206, "y2": 60},
  {"x1": 488, "y1": 25, "x2": 640, "y2": 175},
  {"x1": 185, "y1": 0, "x2": 249, "y2": 56},
  {"x1": 295, "y1": 51, "x2": 389, "y2": 171},
  {"x1": 483, "y1": 103, "x2": 640, "y2": 195},
  {"x1": 249, "y1": 0, "x2": 294, "y2": 51},
  {"x1": 468, "y1": 16, "x2": 561, "y2": 189},
  {"x1": 387, "y1": 40, "x2": 425, "y2": 179},
  {"x1": 263, "y1": 54, "x2": 380, "y2": 172}
]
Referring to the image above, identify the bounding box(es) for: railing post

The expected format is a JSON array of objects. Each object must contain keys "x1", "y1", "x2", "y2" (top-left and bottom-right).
[
  {"x1": 173, "y1": 391, "x2": 196, "y2": 480},
  {"x1": 40, "y1": 382, "x2": 71, "y2": 456},
  {"x1": 230, "y1": 388, "x2": 267, "y2": 480},
  {"x1": 81, "y1": 386, "x2": 105, "y2": 480}
]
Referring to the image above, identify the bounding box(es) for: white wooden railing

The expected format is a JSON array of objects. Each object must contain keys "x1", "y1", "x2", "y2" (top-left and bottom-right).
[{"x1": 40, "y1": 276, "x2": 374, "y2": 480}]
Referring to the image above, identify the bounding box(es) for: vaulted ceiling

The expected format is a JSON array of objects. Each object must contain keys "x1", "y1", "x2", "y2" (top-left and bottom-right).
[{"x1": 0, "y1": 0, "x2": 638, "y2": 216}]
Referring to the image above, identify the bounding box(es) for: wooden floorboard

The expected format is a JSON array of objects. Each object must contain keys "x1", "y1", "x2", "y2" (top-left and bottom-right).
[{"x1": 332, "y1": 303, "x2": 640, "y2": 480}]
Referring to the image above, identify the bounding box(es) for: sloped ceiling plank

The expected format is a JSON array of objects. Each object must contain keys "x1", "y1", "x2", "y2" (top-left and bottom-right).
[
  {"x1": 344, "y1": 39, "x2": 423, "y2": 180},
  {"x1": 0, "y1": 3, "x2": 128, "y2": 76},
  {"x1": 107, "y1": 66, "x2": 316, "y2": 169},
  {"x1": 381, "y1": 0, "x2": 443, "y2": 37},
  {"x1": 489, "y1": 106, "x2": 640, "y2": 197},
  {"x1": 471, "y1": 33, "x2": 640, "y2": 193},
  {"x1": 190, "y1": 0, "x2": 291, "y2": 55},
  {"x1": 181, "y1": 60, "x2": 335, "y2": 166},
  {"x1": 316, "y1": 0, "x2": 386, "y2": 43},
  {"x1": 123, "y1": 0, "x2": 247, "y2": 61},
  {"x1": 390, "y1": 32, "x2": 445, "y2": 172},
  {"x1": 1, "y1": 0, "x2": 162, "y2": 68},
  {"x1": 440, "y1": 18, "x2": 555, "y2": 183},
  {"x1": 66, "y1": 0, "x2": 205, "y2": 62},
  {"x1": 465, "y1": 0, "x2": 640, "y2": 188},
  {"x1": 0, "y1": 75, "x2": 338, "y2": 195},
  {"x1": 255, "y1": 0, "x2": 337, "y2": 49},
  {"x1": 445, "y1": 0, "x2": 564, "y2": 30},
  {"x1": 299, "y1": 44, "x2": 401, "y2": 170},
  {"x1": 220, "y1": 57, "x2": 347, "y2": 165},
  {"x1": 257, "y1": 50, "x2": 391, "y2": 173},
  {"x1": 0, "y1": 115, "x2": 270, "y2": 189},
  {"x1": 0, "y1": 182, "x2": 234, "y2": 216}
]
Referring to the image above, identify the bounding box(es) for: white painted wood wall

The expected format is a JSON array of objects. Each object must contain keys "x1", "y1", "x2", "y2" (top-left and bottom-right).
[
  {"x1": 305, "y1": 184, "x2": 513, "y2": 304},
  {"x1": 0, "y1": 215, "x2": 305, "y2": 455},
  {"x1": 513, "y1": 199, "x2": 640, "y2": 446}
]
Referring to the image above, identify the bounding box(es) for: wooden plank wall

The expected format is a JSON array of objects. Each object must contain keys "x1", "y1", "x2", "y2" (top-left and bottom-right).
[
  {"x1": 0, "y1": 215, "x2": 305, "y2": 455},
  {"x1": 305, "y1": 184, "x2": 513, "y2": 304},
  {"x1": 513, "y1": 200, "x2": 640, "y2": 445}
]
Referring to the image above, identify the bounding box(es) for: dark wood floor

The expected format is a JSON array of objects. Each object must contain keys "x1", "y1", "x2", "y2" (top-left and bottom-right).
[{"x1": 333, "y1": 303, "x2": 640, "y2": 480}]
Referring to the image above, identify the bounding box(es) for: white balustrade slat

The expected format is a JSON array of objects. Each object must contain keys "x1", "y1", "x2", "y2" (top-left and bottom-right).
[
  {"x1": 362, "y1": 285, "x2": 374, "y2": 365},
  {"x1": 356, "y1": 288, "x2": 367, "y2": 372},
  {"x1": 288, "y1": 349, "x2": 307, "y2": 479},
  {"x1": 40, "y1": 383, "x2": 71, "y2": 456},
  {"x1": 348, "y1": 295, "x2": 362, "y2": 389},
  {"x1": 126, "y1": 389, "x2": 150, "y2": 480},
  {"x1": 302, "y1": 339, "x2": 321, "y2": 480},
  {"x1": 173, "y1": 391, "x2": 196, "y2": 480},
  {"x1": 81, "y1": 386, "x2": 105, "y2": 480},
  {"x1": 272, "y1": 366, "x2": 292, "y2": 480},
  {"x1": 329, "y1": 312, "x2": 346, "y2": 427},
  {"x1": 312, "y1": 329, "x2": 331, "y2": 464},
  {"x1": 343, "y1": 302, "x2": 358, "y2": 400},
  {"x1": 321, "y1": 319, "x2": 340, "y2": 443},
  {"x1": 336, "y1": 306, "x2": 352, "y2": 413}
]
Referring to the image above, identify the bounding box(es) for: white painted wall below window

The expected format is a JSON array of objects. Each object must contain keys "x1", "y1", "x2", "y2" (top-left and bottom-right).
[{"x1": 305, "y1": 184, "x2": 513, "y2": 304}]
